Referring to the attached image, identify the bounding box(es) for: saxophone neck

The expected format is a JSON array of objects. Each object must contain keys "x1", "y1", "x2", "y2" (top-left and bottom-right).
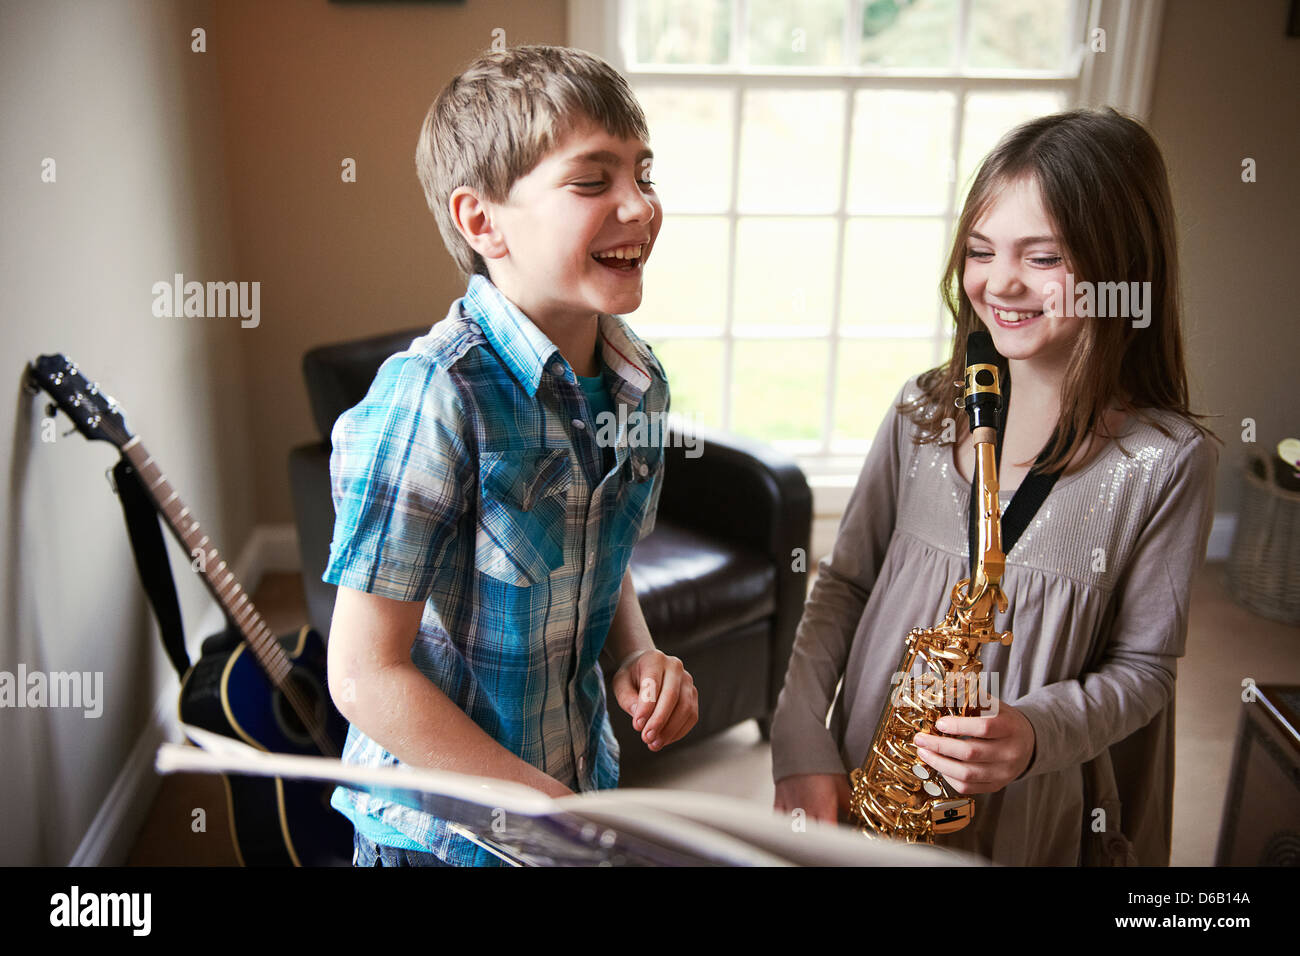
[{"x1": 972, "y1": 426, "x2": 1005, "y2": 591}]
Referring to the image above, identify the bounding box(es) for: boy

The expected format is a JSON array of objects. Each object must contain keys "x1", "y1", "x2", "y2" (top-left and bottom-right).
[{"x1": 323, "y1": 45, "x2": 698, "y2": 867}]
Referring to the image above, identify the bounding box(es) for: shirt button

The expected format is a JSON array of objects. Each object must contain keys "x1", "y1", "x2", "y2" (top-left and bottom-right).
[
  {"x1": 551, "y1": 361, "x2": 565, "y2": 377},
  {"x1": 572, "y1": 418, "x2": 586, "y2": 430},
  {"x1": 578, "y1": 756, "x2": 586, "y2": 773}
]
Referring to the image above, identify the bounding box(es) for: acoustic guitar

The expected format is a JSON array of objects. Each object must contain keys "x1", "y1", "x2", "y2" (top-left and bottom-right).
[{"x1": 28, "y1": 353, "x2": 352, "y2": 866}]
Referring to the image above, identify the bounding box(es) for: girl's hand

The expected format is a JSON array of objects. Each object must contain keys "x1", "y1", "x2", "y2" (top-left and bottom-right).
[
  {"x1": 912, "y1": 699, "x2": 1036, "y2": 794},
  {"x1": 774, "y1": 773, "x2": 850, "y2": 826},
  {"x1": 610, "y1": 650, "x2": 698, "y2": 751}
]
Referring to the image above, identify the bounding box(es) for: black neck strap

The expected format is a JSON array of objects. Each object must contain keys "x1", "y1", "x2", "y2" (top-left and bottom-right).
[
  {"x1": 967, "y1": 373, "x2": 1075, "y2": 578},
  {"x1": 113, "y1": 457, "x2": 191, "y2": 679}
]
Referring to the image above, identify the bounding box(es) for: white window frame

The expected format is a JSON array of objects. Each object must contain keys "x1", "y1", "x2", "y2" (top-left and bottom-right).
[{"x1": 570, "y1": 0, "x2": 1166, "y2": 512}]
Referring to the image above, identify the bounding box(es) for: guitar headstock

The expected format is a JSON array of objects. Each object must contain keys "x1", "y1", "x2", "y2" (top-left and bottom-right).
[{"x1": 27, "y1": 353, "x2": 131, "y2": 449}]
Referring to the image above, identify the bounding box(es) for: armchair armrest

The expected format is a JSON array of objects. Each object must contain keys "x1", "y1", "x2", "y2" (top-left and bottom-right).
[
  {"x1": 289, "y1": 441, "x2": 338, "y2": 637},
  {"x1": 658, "y1": 423, "x2": 812, "y2": 709}
]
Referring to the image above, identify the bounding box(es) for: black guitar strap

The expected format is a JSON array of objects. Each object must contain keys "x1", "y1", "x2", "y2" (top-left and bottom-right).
[
  {"x1": 967, "y1": 374, "x2": 1076, "y2": 577},
  {"x1": 112, "y1": 457, "x2": 191, "y2": 679}
]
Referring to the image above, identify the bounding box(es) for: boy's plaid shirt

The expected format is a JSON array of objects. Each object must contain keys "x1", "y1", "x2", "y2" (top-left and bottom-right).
[{"x1": 323, "y1": 274, "x2": 669, "y2": 865}]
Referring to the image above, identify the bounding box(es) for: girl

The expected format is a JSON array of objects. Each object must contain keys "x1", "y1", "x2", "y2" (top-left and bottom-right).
[{"x1": 771, "y1": 108, "x2": 1219, "y2": 866}]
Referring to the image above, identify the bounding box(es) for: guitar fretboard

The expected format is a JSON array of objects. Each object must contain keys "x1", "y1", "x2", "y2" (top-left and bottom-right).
[{"x1": 122, "y1": 437, "x2": 293, "y2": 687}]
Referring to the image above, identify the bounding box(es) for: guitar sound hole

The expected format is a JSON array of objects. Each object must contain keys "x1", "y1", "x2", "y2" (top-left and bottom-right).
[{"x1": 273, "y1": 669, "x2": 325, "y2": 749}]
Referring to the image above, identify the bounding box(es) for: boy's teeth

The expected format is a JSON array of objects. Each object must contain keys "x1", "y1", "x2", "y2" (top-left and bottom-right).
[{"x1": 594, "y1": 244, "x2": 643, "y2": 260}]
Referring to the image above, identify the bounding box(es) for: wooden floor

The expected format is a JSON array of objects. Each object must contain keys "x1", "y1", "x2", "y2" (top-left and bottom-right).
[{"x1": 127, "y1": 563, "x2": 1299, "y2": 866}]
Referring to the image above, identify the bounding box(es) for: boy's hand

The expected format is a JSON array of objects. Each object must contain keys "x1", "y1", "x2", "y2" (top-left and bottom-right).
[
  {"x1": 773, "y1": 773, "x2": 850, "y2": 826},
  {"x1": 611, "y1": 650, "x2": 698, "y2": 751},
  {"x1": 911, "y1": 698, "x2": 1036, "y2": 794}
]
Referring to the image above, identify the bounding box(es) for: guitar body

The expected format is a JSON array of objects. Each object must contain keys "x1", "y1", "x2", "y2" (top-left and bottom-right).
[
  {"x1": 179, "y1": 625, "x2": 353, "y2": 866},
  {"x1": 28, "y1": 354, "x2": 357, "y2": 867}
]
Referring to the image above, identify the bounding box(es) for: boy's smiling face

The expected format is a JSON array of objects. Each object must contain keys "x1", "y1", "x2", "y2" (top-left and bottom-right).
[{"x1": 471, "y1": 118, "x2": 661, "y2": 329}]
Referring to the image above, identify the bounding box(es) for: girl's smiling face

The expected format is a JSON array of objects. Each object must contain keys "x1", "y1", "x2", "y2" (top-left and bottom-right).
[{"x1": 962, "y1": 175, "x2": 1083, "y2": 369}]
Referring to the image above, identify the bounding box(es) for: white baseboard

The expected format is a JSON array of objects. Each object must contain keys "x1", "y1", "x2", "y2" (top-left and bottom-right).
[
  {"x1": 70, "y1": 523, "x2": 300, "y2": 866},
  {"x1": 68, "y1": 688, "x2": 183, "y2": 867}
]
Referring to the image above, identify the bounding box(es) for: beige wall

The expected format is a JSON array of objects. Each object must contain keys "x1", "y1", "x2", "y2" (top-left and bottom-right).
[
  {"x1": 0, "y1": 0, "x2": 252, "y2": 864},
  {"x1": 1146, "y1": 0, "x2": 1300, "y2": 513},
  {"x1": 213, "y1": 0, "x2": 569, "y2": 523}
]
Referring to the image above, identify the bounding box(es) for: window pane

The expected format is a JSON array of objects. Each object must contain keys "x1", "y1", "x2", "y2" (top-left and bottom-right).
[
  {"x1": 840, "y1": 217, "x2": 947, "y2": 330},
  {"x1": 833, "y1": 339, "x2": 936, "y2": 441},
  {"x1": 957, "y1": 91, "x2": 1068, "y2": 193},
  {"x1": 644, "y1": 338, "x2": 724, "y2": 429},
  {"x1": 635, "y1": 86, "x2": 734, "y2": 213},
  {"x1": 738, "y1": 89, "x2": 845, "y2": 213},
  {"x1": 847, "y1": 90, "x2": 956, "y2": 215},
  {"x1": 966, "y1": 0, "x2": 1074, "y2": 71},
  {"x1": 731, "y1": 340, "x2": 828, "y2": 441},
  {"x1": 745, "y1": 0, "x2": 845, "y2": 68},
  {"x1": 638, "y1": 217, "x2": 729, "y2": 333},
  {"x1": 633, "y1": 0, "x2": 733, "y2": 66},
  {"x1": 732, "y1": 218, "x2": 836, "y2": 331},
  {"x1": 859, "y1": 0, "x2": 958, "y2": 69}
]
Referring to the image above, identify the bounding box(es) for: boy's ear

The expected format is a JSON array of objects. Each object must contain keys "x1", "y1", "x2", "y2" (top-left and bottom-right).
[{"x1": 448, "y1": 186, "x2": 508, "y2": 262}]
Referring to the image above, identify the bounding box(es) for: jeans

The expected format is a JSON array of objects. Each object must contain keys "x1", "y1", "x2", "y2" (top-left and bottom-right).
[{"x1": 352, "y1": 830, "x2": 452, "y2": 867}]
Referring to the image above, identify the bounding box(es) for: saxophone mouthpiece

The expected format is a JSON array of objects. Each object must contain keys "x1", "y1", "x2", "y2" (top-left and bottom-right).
[{"x1": 963, "y1": 331, "x2": 1003, "y2": 434}]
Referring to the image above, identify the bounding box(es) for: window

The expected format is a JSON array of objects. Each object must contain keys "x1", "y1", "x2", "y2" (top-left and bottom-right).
[{"x1": 570, "y1": 0, "x2": 1165, "y2": 481}]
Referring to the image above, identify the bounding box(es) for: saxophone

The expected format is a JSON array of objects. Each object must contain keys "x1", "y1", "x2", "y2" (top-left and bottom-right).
[{"x1": 847, "y1": 331, "x2": 1013, "y2": 843}]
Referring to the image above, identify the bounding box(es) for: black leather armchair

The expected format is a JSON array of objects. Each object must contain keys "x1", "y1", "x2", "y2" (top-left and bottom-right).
[{"x1": 288, "y1": 326, "x2": 812, "y2": 769}]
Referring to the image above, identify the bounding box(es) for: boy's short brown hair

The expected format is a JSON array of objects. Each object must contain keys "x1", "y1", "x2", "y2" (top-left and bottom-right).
[{"x1": 416, "y1": 45, "x2": 649, "y2": 279}]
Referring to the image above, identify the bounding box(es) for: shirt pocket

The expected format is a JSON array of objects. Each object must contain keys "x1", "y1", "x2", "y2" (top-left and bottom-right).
[
  {"x1": 475, "y1": 448, "x2": 571, "y2": 586},
  {"x1": 614, "y1": 447, "x2": 663, "y2": 550}
]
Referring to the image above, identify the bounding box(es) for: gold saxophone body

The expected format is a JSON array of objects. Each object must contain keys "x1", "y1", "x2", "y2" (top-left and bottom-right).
[{"x1": 847, "y1": 333, "x2": 1013, "y2": 843}]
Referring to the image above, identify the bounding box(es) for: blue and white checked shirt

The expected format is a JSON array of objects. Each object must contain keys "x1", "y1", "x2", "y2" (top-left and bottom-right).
[{"x1": 323, "y1": 274, "x2": 669, "y2": 866}]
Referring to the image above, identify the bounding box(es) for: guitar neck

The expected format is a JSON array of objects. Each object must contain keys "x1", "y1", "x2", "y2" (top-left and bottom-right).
[{"x1": 121, "y1": 437, "x2": 293, "y2": 687}]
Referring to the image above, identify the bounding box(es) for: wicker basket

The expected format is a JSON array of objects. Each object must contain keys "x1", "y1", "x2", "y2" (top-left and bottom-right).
[{"x1": 1226, "y1": 457, "x2": 1300, "y2": 625}]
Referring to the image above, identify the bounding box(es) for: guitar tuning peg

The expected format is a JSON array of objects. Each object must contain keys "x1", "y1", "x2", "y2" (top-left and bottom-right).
[
  {"x1": 23, "y1": 367, "x2": 41, "y2": 396},
  {"x1": 44, "y1": 402, "x2": 57, "y2": 418},
  {"x1": 105, "y1": 466, "x2": 118, "y2": 495}
]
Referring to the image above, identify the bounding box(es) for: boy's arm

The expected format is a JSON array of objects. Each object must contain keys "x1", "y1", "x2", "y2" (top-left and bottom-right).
[
  {"x1": 327, "y1": 585, "x2": 573, "y2": 798},
  {"x1": 602, "y1": 568, "x2": 698, "y2": 751}
]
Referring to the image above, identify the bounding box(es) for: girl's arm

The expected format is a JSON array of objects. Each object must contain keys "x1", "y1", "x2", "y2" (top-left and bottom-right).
[
  {"x1": 770, "y1": 380, "x2": 912, "y2": 781},
  {"x1": 1011, "y1": 432, "x2": 1218, "y2": 779}
]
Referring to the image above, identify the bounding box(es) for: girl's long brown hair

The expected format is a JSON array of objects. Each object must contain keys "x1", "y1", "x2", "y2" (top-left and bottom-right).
[{"x1": 900, "y1": 107, "x2": 1216, "y2": 472}]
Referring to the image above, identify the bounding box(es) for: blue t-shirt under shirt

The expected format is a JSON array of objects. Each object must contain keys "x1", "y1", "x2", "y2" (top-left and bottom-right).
[
  {"x1": 577, "y1": 370, "x2": 613, "y2": 422},
  {"x1": 577, "y1": 370, "x2": 614, "y2": 475}
]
